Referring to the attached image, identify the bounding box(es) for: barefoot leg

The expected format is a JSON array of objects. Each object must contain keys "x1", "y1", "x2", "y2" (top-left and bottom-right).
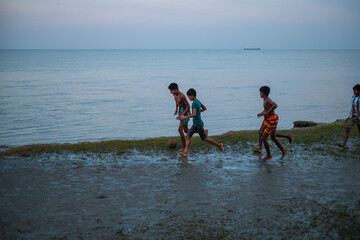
[
  {"x1": 337, "y1": 143, "x2": 347, "y2": 149},
  {"x1": 280, "y1": 151, "x2": 288, "y2": 160},
  {"x1": 271, "y1": 130, "x2": 287, "y2": 156},
  {"x1": 252, "y1": 148, "x2": 262, "y2": 153},
  {"x1": 204, "y1": 137, "x2": 222, "y2": 152},
  {"x1": 178, "y1": 125, "x2": 186, "y2": 149},
  {"x1": 289, "y1": 135, "x2": 293, "y2": 144},
  {"x1": 262, "y1": 155, "x2": 272, "y2": 161},
  {"x1": 262, "y1": 132, "x2": 271, "y2": 159},
  {"x1": 219, "y1": 143, "x2": 223, "y2": 152},
  {"x1": 338, "y1": 127, "x2": 351, "y2": 149},
  {"x1": 184, "y1": 125, "x2": 189, "y2": 133},
  {"x1": 178, "y1": 151, "x2": 188, "y2": 157}
]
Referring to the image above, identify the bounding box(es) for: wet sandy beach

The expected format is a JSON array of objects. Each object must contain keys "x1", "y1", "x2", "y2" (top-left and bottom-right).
[{"x1": 1, "y1": 141, "x2": 360, "y2": 239}]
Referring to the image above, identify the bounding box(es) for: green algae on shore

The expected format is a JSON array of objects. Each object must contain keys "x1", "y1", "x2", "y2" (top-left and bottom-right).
[{"x1": 0, "y1": 123, "x2": 358, "y2": 157}]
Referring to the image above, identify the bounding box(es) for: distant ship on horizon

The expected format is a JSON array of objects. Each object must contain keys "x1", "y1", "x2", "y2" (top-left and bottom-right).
[{"x1": 244, "y1": 47, "x2": 261, "y2": 50}]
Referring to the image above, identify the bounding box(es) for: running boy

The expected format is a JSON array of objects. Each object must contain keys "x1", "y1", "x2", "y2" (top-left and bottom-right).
[
  {"x1": 177, "y1": 88, "x2": 223, "y2": 157},
  {"x1": 253, "y1": 103, "x2": 292, "y2": 153},
  {"x1": 168, "y1": 83, "x2": 191, "y2": 152},
  {"x1": 337, "y1": 84, "x2": 360, "y2": 149},
  {"x1": 256, "y1": 86, "x2": 288, "y2": 161}
]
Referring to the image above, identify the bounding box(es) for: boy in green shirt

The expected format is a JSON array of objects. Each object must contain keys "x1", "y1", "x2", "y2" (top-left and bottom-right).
[{"x1": 177, "y1": 88, "x2": 223, "y2": 157}]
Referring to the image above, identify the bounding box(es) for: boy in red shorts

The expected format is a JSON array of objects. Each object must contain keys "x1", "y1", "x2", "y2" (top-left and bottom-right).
[{"x1": 256, "y1": 86, "x2": 289, "y2": 161}]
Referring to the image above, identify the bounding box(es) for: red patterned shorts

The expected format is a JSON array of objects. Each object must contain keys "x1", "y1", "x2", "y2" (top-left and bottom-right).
[{"x1": 263, "y1": 114, "x2": 279, "y2": 134}]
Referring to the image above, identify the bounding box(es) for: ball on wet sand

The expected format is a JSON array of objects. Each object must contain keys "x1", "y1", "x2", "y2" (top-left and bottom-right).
[{"x1": 167, "y1": 138, "x2": 177, "y2": 148}]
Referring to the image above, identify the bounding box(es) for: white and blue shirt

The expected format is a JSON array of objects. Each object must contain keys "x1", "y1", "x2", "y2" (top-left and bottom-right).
[{"x1": 351, "y1": 95, "x2": 360, "y2": 120}]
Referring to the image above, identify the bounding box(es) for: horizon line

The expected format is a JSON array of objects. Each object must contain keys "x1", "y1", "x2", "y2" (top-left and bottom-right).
[{"x1": 1, "y1": 48, "x2": 359, "y2": 51}]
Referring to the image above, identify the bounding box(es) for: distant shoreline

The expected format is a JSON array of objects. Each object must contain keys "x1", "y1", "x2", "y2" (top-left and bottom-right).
[{"x1": 1, "y1": 48, "x2": 360, "y2": 51}]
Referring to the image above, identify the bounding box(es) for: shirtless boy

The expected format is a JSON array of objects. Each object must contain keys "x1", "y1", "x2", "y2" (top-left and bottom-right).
[
  {"x1": 253, "y1": 100, "x2": 292, "y2": 154},
  {"x1": 168, "y1": 83, "x2": 190, "y2": 152},
  {"x1": 256, "y1": 86, "x2": 289, "y2": 161}
]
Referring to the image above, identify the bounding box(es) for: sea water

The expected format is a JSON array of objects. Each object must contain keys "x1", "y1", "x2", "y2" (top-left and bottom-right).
[{"x1": 0, "y1": 49, "x2": 359, "y2": 146}]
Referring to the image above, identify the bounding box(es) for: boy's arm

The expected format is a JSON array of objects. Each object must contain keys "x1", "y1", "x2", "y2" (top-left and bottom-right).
[
  {"x1": 173, "y1": 98, "x2": 178, "y2": 116},
  {"x1": 201, "y1": 103, "x2": 207, "y2": 112},
  {"x1": 257, "y1": 99, "x2": 278, "y2": 117},
  {"x1": 179, "y1": 107, "x2": 197, "y2": 120},
  {"x1": 352, "y1": 99, "x2": 360, "y2": 121},
  {"x1": 180, "y1": 95, "x2": 190, "y2": 116},
  {"x1": 353, "y1": 112, "x2": 360, "y2": 121}
]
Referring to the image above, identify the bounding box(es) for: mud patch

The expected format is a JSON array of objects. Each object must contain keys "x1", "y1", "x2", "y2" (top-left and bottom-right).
[{"x1": 1, "y1": 143, "x2": 359, "y2": 239}]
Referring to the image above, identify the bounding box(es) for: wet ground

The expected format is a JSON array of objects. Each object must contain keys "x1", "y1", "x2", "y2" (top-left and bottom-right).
[{"x1": 1, "y1": 140, "x2": 360, "y2": 239}]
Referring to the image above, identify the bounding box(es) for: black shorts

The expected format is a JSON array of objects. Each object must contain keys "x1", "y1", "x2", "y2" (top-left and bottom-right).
[{"x1": 187, "y1": 125, "x2": 207, "y2": 141}]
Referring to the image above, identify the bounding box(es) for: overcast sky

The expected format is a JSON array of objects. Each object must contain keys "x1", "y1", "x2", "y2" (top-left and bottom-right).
[{"x1": 0, "y1": 0, "x2": 359, "y2": 49}]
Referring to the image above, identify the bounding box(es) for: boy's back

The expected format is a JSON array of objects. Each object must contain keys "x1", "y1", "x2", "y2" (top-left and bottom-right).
[
  {"x1": 175, "y1": 92, "x2": 189, "y2": 110},
  {"x1": 192, "y1": 99, "x2": 203, "y2": 126}
]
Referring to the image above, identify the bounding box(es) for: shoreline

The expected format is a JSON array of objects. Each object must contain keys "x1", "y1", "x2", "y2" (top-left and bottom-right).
[{"x1": 1, "y1": 119, "x2": 357, "y2": 158}]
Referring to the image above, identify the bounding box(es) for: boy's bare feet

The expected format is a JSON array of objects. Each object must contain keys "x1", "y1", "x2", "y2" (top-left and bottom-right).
[
  {"x1": 262, "y1": 155, "x2": 272, "y2": 161},
  {"x1": 178, "y1": 148, "x2": 185, "y2": 153},
  {"x1": 337, "y1": 143, "x2": 347, "y2": 149},
  {"x1": 280, "y1": 151, "x2": 288, "y2": 160},
  {"x1": 253, "y1": 148, "x2": 262, "y2": 153},
  {"x1": 178, "y1": 151, "x2": 188, "y2": 157},
  {"x1": 218, "y1": 143, "x2": 223, "y2": 152}
]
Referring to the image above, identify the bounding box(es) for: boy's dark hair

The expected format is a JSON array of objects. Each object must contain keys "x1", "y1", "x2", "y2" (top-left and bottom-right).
[
  {"x1": 353, "y1": 84, "x2": 360, "y2": 91},
  {"x1": 260, "y1": 86, "x2": 270, "y2": 96},
  {"x1": 168, "y1": 83, "x2": 178, "y2": 90},
  {"x1": 187, "y1": 88, "x2": 196, "y2": 97}
]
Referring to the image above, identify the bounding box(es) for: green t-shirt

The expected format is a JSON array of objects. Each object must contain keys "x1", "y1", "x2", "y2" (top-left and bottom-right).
[{"x1": 192, "y1": 99, "x2": 204, "y2": 126}]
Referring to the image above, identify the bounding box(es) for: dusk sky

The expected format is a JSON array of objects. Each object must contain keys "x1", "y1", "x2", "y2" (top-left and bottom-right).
[{"x1": 0, "y1": 0, "x2": 359, "y2": 49}]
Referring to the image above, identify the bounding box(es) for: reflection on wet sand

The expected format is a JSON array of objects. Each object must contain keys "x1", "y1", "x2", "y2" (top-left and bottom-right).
[{"x1": 0, "y1": 144, "x2": 359, "y2": 239}]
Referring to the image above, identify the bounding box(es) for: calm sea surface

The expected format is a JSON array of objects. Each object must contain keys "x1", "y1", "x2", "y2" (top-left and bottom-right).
[{"x1": 0, "y1": 49, "x2": 359, "y2": 146}]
